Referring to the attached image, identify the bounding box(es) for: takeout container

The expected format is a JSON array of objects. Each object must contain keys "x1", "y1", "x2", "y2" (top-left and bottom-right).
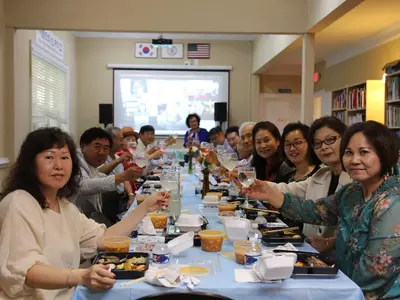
[
  {"x1": 218, "y1": 203, "x2": 236, "y2": 212},
  {"x1": 148, "y1": 213, "x2": 169, "y2": 230},
  {"x1": 203, "y1": 194, "x2": 220, "y2": 204},
  {"x1": 93, "y1": 252, "x2": 149, "y2": 280},
  {"x1": 167, "y1": 231, "x2": 194, "y2": 254},
  {"x1": 217, "y1": 214, "x2": 239, "y2": 224},
  {"x1": 253, "y1": 252, "x2": 297, "y2": 281},
  {"x1": 260, "y1": 227, "x2": 305, "y2": 245},
  {"x1": 104, "y1": 236, "x2": 131, "y2": 253},
  {"x1": 175, "y1": 214, "x2": 203, "y2": 232},
  {"x1": 273, "y1": 250, "x2": 339, "y2": 277},
  {"x1": 198, "y1": 230, "x2": 225, "y2": 252},
  {"x1": 233, "y1": 241, "x2": 262, "y2": 265},
  {"x1": 223, "y1": 218, "x2": 251, "y2": 242}
]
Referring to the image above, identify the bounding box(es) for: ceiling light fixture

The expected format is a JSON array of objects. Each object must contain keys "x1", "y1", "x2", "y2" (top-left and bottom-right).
[{"x1": 152, "y1": 34, "x2": 173, "y2": 48}]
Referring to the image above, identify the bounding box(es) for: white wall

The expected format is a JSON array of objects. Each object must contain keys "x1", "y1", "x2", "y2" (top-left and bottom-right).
[{"x1": 259, "y1": 93, "x2": 301, "y2": 131}]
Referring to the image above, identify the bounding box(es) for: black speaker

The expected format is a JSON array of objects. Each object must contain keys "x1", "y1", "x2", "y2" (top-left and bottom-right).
[
  {"x1": 99, "y1": 104, "x2": 113, "y2": 125},
  {"x1": 214, "y1": 102, "x2": 227, "y2": 122}
]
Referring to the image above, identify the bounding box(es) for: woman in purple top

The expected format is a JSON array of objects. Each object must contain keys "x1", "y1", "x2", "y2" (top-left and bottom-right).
[{"x1": 183, "y1": 113, "x2": 209, "y2": 147}]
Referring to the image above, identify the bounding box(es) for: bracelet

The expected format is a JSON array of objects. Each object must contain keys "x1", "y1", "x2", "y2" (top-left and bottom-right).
[
  {"x1": 128, "y1": 193, "x2": 135, "y2": 197},
  {"x1": 66, "y1": 269, "x2": 74, "y2": 288}
]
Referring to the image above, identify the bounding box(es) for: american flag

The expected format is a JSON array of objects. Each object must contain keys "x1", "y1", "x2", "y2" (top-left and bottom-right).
[{"x1": 187, "y1": 43, "x2": 210, "y2": 59}]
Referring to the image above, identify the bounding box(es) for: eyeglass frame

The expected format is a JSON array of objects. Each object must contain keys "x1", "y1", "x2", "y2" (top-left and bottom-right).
[
  {"x1": 312, "y1": 135, "x2": 341, "y2": 149},
  {"x1": 283, "y1": 139, "x2": 307, "y2": 150}
]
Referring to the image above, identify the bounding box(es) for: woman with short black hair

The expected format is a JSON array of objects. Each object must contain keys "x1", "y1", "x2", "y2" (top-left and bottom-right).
[{"x1": 183, "y1": 113, "x2": 209, "y2": 147}]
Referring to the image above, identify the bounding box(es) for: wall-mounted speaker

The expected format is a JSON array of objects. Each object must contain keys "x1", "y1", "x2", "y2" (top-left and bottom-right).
[
  {"x1": 214, "y1": 102, "x2": 227, "y2": 122},
  {"x1": 99, "y1": 104, "x2": 113, "y2": 126}
]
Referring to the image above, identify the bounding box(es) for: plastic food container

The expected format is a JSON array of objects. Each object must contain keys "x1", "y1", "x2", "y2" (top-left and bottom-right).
[
  {"x1": 233, "y1": 241, "x2": 262, "y2": 265},
  {"x1": 104, "y1": 236, "x2": 131, "y2": 253},
  {"x1": 223, "y1": 218, "x2": 251, "y2": 242},
  {"x1": 148, "y1": 213, "x2": 169, "y2": 229},
  {"x1": 218, "y1": 203, "x2": 236, "y2": 212},
  {"x1": 198, "y1": 230, "x2": 225, "y2": 252},
  {"x1": 167, "y1": 231, "x2": 194, "y2": 254}
]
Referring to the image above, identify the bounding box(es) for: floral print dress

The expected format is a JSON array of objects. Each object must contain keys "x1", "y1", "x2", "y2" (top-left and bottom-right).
[{"x1": 280, "y1": 176, "x2": 400, "y2": 299}]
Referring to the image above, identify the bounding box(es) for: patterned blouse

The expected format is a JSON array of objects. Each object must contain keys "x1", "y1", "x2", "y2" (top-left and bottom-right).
[{"x1": 280, "y1": 176, "x2": 400, "y2": 299}]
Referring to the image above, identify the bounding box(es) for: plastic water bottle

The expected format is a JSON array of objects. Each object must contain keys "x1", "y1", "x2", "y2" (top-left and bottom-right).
[
  {"x1": 152, "y1": 243, "x2": 171, "y2": 268},
  {"x1": 254, "y1": 212, "x2": 267, "y2": 224},
  {"x1": 244, "y1": 223, "x2": 262, "y2": 268}
]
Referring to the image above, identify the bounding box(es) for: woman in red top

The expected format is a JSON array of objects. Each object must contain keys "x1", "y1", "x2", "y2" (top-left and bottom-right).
[{"x1": 117, "y1": 130, "x2": 140, "y2": 193}]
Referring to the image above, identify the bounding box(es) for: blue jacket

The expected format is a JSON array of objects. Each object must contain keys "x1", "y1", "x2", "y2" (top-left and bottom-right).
[{"x1": 183, "y1": 128, "x2": 209, "y2": 147}]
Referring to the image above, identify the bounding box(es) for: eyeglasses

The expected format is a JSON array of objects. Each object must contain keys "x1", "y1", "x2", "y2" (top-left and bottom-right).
[
  {"x1": 284, "y1": 139, "x2": 306, "y2": 150},
  {"x1": 312, "y1": 135, "x2": 341, "y2": 149}
]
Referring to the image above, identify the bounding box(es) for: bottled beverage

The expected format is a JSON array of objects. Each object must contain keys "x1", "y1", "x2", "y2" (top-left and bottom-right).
[
  {"x1": 152, "y1": 243, "x2": 171, "y2": 268},
  {"x1": 254, "y1": 212, "x2": 267, "y2": 224},
  {"x1": 244, "y1": 223, "x2": 262, "y2": 268}
]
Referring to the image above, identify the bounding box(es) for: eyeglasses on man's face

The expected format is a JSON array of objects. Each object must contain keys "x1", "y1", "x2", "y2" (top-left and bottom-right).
[
  {"x1": 312, "y1": 135, "x2": 341, "y2": 149},
  {"x1": 284, "y1": 139, "x2": 306, "y2": 150}
]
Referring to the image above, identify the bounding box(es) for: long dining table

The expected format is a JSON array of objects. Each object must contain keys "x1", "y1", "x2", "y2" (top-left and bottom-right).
[{"x1": 73, "y1": 174, "x2": 364, "y2": 300}]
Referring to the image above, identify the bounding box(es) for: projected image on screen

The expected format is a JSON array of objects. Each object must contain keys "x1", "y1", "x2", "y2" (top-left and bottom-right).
[{"x1": 113, "y1": 69, "x2": 229, "y2": 136}]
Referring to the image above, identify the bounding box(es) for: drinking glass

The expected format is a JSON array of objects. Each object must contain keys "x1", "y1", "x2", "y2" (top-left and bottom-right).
[
  {"x1": 158, "y1": 140, "x2": 167, "y2": 152},
  {"x1": 200, "y1": 142, "x2": 213, "y2": 156},
  {"x1": 134, "y1": 152, "x2": 148, "y2": 168},
  {"x1": 237, "y1": 166, "x2": 256, "y2": 208},
  {"x1": 220, "y1": 153, "x2": 238, "y2": 172}
]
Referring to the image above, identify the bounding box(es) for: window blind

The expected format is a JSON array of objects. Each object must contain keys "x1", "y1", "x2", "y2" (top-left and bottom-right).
[{"x1": 31, "y1": 42, "x2": 68, "y2": 131}]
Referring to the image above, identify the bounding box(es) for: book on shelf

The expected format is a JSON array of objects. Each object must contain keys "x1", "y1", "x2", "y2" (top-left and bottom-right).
[
  {"x1": 386, "y1": 76, "x2": 400, "y2": 101},
  {"x1": 348, "y1": 113, "x2": 365, "y2": 125},
  {"x1": 332, "y1": 90, "x2": 346, "y2": 109},
  {"x1": 348, "y1": 87, "x2": 365, "y2": 110},
  {"x1": 333, "y1": 111, "x2": 345, "y2": 123},
  {"x1": 386, "y1": 105, "x2": 400, "y2": 128}
]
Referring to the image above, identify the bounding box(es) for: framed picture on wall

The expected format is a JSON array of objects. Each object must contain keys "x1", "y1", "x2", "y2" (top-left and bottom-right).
[
  {"x1": 161, "y1": 44, "x2": 184, "y2": 59},
  {"x1": 135, "y1": 43, "x2": 158, "y2": 58}
]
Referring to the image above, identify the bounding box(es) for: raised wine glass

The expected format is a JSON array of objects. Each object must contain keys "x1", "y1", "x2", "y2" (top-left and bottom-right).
[
  {"x1": 134, "y1": 151, "x2": 148, "y2": 168},
  {"x1": 237, "y1": 166, "x2": 256, "y2": 208}
]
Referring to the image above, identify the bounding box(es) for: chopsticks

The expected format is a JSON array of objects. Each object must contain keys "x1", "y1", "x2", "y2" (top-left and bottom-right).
[
  {"x1": 241, "y1": 207, "x2": 281, "y2": 215},
  {"x1": 261, "y1": 226, "x2": 299, "y2": 234}
]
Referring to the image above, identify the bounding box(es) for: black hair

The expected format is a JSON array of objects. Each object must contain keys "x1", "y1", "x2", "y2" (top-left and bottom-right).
[
  {"x1": 139, "y1": 125, "x2": 155, "y2": 135},
  {"x1": 251, "y1": 121, "x2": 282, "y2": 181},
  {"x1": 1, "y1": 127, "x2": 81, "y2": 208},
  {"x1": 79, "y1": 127, "x2": 113, "y2": 148},
  {"x1": 186, "y1": 113, "x2": 201, "y2": 128},
  {"x1": 281, "y1": 122, "x2": 321, "y2": 167},
  {"x1": 209, "y1": 126, "x2": 224, "y2": 138},
  {"x1": 340, "y1": 121, "x2": 399, "y2": 176},
  {"x1": 225, "y1": 126, "x2": 239, "y2": 137},
  {"x1": 309, "y1": 116, "x2": 347, "y2": 145}
]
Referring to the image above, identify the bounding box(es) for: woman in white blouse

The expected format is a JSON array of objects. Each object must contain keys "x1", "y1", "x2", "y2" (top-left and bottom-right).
[{"x1": 0, "y1": 127, "x2": 170, "y2": 300}]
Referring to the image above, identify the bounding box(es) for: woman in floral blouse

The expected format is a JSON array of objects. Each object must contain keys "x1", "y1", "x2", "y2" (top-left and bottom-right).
[{"x1": 246, "y1": 121, "x2": 400, "y2": 299}]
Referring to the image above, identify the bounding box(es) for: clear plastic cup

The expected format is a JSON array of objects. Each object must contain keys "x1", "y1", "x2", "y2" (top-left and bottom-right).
[
  {"x1": 104, "y1": 236, "x2": 131, "y2": 253},
  {"x1": 198, "y1": 230, "x2": 225, "y2": 252},
  {"x1": 148, "y1": 213, "x2": 169, "y2": 229}
]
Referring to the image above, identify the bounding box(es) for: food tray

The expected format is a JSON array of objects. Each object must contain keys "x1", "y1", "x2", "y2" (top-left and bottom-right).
[
  {"x1": 93, "y1": 252, "x2": 149, "y2": 280},
  {"x1": 273, "y1": 250, "x2": 338, "y2": 277},
  {"x1": 208, "y1": 188, "x2": 230, "y2": 196},
  {"x1": 260, "y1": 227, "x2": 305, "y2": 245}
]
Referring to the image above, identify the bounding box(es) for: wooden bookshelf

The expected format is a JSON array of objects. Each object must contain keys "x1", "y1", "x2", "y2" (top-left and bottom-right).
[
  {"x1": 331, "y1": 87, "x2": 347, "y2": 124},
  {"x1": 385, "y1": 73, "x2": 400, "y2": 146},
  {"x1": 331, "y1": 80, "x2": 384, "y2": 126}
]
